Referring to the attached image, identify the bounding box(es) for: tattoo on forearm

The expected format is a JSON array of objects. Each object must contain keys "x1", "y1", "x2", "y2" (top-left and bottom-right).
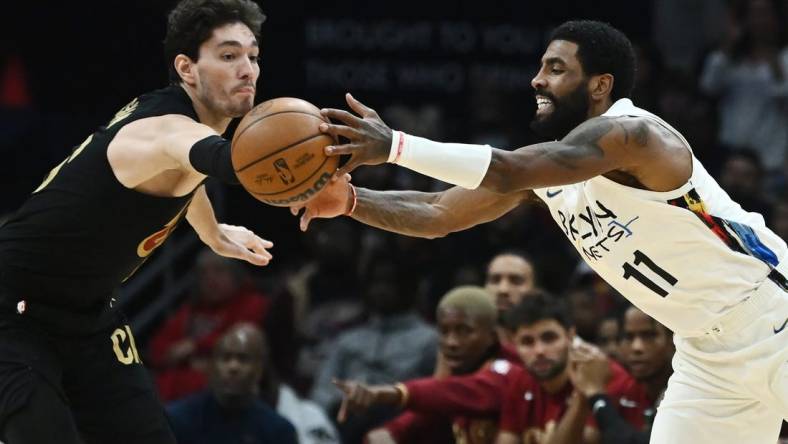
[{"x1": 352, "y1": 190, "x2": 441, "y2": 237}]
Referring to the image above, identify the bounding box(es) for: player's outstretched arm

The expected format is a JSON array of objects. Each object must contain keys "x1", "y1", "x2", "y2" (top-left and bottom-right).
[
  {"x1": 320, "y1": 94, "x2": 689, "y2": 194},
  {"x1": 292, "y1": 174, "x2": 533, "y2": 237},
  {"x1": 108, "y1": 115, "x2": 239, "y2": 191},
  {"x1": 352, "y1": 185, "x2": 533, "y2": 239},
  {"x1": 186, "y1": 185, "x2": 273, "y2": 266}
]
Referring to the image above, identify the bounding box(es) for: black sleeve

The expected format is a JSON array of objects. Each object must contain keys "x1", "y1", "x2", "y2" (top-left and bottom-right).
[
  {"x1": 588, "y1": 394, "x2": 651, "y2": 444},
  {"x1": 189, "y1": 135, "x2": 239, "y2": 185}
]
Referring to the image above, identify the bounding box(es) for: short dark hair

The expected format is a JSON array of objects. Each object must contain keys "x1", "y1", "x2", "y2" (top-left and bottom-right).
[
  {"x1": 504, "y1": 289, "x2": 573, "y2": 331},
  {"x1": 164, "y1": 0, "x2": 267, "y2": 84},
  {"x1": 548, "y1": 20, "x2": 636, "y2": 101}
]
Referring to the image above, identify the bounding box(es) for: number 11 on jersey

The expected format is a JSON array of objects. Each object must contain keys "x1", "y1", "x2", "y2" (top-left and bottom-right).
[{"x1": 622, "y1": 250, "x2": 678, "y2": 297}]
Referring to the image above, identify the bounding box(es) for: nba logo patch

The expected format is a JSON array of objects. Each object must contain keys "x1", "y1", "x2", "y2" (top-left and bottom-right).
[{"x1": 16, "y1": 300, "x2": 26, "y2": 314}]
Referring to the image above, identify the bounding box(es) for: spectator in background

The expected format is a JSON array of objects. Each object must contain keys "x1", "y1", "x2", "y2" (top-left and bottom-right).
[
  {"x1": 292, "y1": 219, "x2": 366, "y2": 393},
  {"x1": 596, "y1": 315, "x2": 623, "y2": 364},
  {"x1": 700, "y1": 0, "x2": 788, "y2": 170},
  {"x1": 630, "y1": 41, "x2": 665, "y2": 112},
  {"x1": 565, "y1": 285, "x2": 602, "y2": 343},
  {"x1": 341, "y1": 286, "x2": 521, "y2": 444},
  {"x1": 149, "y1": 249, "x2": 270, "y2": 402},
  {"x1": 718, "y1": 149, "x2": 773, "y2": 218},
  {"x1": 567, "y1": 306, "x2": 674, "y2": 444},
  {"x1": 167, "y1": 324, "x2": 297, "y2": 444},
  {"x1": 256, "y1": 330, "x2": 339, "y2": 444},
  {"x1": 484, "y1": 251, "x2": 537, "y2": 344},
  {"x1": 310, "y1": 252, "x2": 438, "y2": 443},
  {"x1": 497, "y1": 290, "x2": 635, "y2": 444}
]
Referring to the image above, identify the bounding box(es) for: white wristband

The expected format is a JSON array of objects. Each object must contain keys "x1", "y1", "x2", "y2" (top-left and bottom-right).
[{"x1": 387, "y1": 131, "x2": 492, "y2": 189}]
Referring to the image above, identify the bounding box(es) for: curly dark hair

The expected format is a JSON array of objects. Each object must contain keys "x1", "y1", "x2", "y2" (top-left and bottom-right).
[
  {"x1": 548, "y1": 20, "x2": 636, "y2": 101},
  {"x1": 164, "y1": 0, "x2": 267, "y2": 84},
  {"x1": 503, "y1": 289, "x2": 573, "y2": 331}
]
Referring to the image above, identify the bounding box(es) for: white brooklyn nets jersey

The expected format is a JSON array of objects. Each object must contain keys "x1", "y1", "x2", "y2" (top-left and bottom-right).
[{"x1": 533, "y1": 99, "x2": 788, "y2": 336}]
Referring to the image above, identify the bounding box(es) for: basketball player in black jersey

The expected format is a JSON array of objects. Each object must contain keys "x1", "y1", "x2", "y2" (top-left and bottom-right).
[{"x1": 0, "y1": 1, "x2": 271, "y2": 443}]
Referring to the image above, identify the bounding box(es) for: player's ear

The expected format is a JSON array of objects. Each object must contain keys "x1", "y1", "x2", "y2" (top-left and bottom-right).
[
  {"x1": 174, "y1": 54, "x2": 197, "y2": 86},
  {"x1": 589, "y1": 73, "x2": 614, "y2": 101}
]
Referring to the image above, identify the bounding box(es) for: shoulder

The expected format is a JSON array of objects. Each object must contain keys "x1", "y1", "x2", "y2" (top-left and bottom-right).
[
  {"x1": 254, "y1": 399, "x2": 296, "y2": 427},
  {"x1": 605, "y1": 359, "x2": 637, "y2": 394},
  {"x1": 166, "y1": 391, "x2": 208, "y2": 419}
]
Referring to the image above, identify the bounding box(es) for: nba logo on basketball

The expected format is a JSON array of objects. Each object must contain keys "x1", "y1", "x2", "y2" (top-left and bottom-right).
[{"x1": 273, "y1": 158, "x2": 296, "y2": 185}]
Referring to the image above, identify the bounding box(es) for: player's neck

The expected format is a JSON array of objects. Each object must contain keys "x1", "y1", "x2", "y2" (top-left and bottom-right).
[
  {"x1": 587, "y1": 96, "x2": 614, "y2": 120},
  {"x1": 180, "y1": 85, "x2": 232, "y2": 134},
  {"x1": 541, "y1": 369, "x2": 570, "y2": 394}
]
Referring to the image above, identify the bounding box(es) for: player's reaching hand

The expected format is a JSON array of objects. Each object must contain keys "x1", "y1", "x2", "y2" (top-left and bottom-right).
[
  {"x1": 210, "y1": 223, "x2": 273, "y2": 266},
  {"x1": 333, "y1": 379, "x2": 404, "y2": 423},
  {"x1": 290, "y1": 173, "x2": 353, "y2": 231},
  {"x1": 319, "y1": 93, "x2": 393, "y2": 177}
]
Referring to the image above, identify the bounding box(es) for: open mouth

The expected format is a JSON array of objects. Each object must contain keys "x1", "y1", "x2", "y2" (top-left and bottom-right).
[{"x1": 535, "y1": 95, "x2": 554, "y2": 115}]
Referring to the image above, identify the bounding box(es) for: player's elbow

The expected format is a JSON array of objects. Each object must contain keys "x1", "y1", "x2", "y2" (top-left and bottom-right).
[{"x1": 480, "y1": 152, "x2": 522, "y2": 194}]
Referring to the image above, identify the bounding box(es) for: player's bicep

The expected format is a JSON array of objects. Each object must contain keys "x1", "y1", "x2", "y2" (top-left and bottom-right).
[
  {"x1": 485, "y1": 117, "x2": 639, "y2": 191},
  {"x1": 434, "y1": 186, "x2": 532, "y2": 234},
  {"x1": 158, "y1": 116, "x2": 219, "y2": 172}
]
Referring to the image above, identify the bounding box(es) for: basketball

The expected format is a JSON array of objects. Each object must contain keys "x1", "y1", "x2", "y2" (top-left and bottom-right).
[{"x1": 231, "y1": 97, "x2": 338, "y2": 207}]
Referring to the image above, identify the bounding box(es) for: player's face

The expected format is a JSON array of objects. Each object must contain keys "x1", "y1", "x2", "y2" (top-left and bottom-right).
[
  {"x1": 530, "y1": 40, "x2": 590, "y2": 141},
  {"x1": 513, "y1": 319, "x2": 571, "y2": 381},
  {"x1": 437, "y1": 307, "x2": 496, "y2": 375},
  {"x1": 621, "y1": 308, "x2": 674, "y2": 381},
  {"x1": 485, "y1": 255, "x2": 535, "y2": 319},
  {"x1": 210, "y1": 334, "x2": 262, "y2": 408},
  {"x1": 194, "y1": 22, "x2": 260, "y2": 118}
]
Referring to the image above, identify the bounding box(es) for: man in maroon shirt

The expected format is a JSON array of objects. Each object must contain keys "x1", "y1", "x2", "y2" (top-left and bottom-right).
[
  {"x1": 335, "y1": 286, "x2": 523, "y2": 444},
  {"x1": 149, "y1": 249, "x2": 270, "y2": 401},
  {"x1": 497, "y1": 290, "x2": 635, "y2": 444},
  {"x1": 564, "y1": 305, "x2": 674, "y2": 444}
]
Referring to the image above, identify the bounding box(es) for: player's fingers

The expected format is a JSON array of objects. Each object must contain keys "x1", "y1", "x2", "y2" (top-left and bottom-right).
[
  {"x1": 346, "y1": 93, "x2": 379, "y2": 119},
  {"x1": 321, "y1": 108, "x2": 364, "y2": 127},
  {"x1": 300, "y1": 207, "x2": 318, "y2": 232},
  {"x1": 319, "y1": 122, "x2": 359, "y2": 140},
  {"x1": 239, "y1": 246, "x2": 269, "y2": 267},
  {"x1": 249, "y1": 237, "x2": 273, "y2": 260},
  {"x1": 324, "y1": 142, "x2": 358, "y2": 156},
  {"x1": 332, "y1": 378, "x2": 351, "y2": 393},
  {"x1": 290, "y1": 204, "x2": 304, "y2": 216}
]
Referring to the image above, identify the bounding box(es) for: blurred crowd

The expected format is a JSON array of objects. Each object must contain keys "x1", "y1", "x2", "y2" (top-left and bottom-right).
[{"x1": 2, "y1": 0, "x2": 787, "y2": 443}]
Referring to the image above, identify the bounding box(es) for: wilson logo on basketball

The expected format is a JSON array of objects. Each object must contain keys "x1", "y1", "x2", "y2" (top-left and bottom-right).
[{"x1": 273, "y1": 158, "x2": 296, "y2": 185}]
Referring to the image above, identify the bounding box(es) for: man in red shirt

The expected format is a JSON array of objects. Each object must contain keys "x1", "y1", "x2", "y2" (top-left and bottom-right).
[
  {"x1": 149, "y1": 249, "x2": 270, "y2": 401},
  {"x1": 566, "y1": 305, "x2": 674, "y2": 443},
  {"x1": 496, "y1": 290, "x2": 635, "y2": 444},
  {"x1": 336, "y1": 286, "x2": 523, "y2": 444}
]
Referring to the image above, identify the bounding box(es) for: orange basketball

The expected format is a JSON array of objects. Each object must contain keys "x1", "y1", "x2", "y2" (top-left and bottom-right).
[{"x1": 231, "y1": 97, "x2": 338, "y2": 207}]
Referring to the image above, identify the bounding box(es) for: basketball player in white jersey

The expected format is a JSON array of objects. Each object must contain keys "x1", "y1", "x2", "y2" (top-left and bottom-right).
[{"x1": 293, "y1": 20, "x2": 788, "y2": 444}]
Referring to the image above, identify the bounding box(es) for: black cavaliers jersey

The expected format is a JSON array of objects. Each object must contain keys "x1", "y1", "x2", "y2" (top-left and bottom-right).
[{"x1": 0, "y1": 86, "x2": 201, "y2": 310}]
